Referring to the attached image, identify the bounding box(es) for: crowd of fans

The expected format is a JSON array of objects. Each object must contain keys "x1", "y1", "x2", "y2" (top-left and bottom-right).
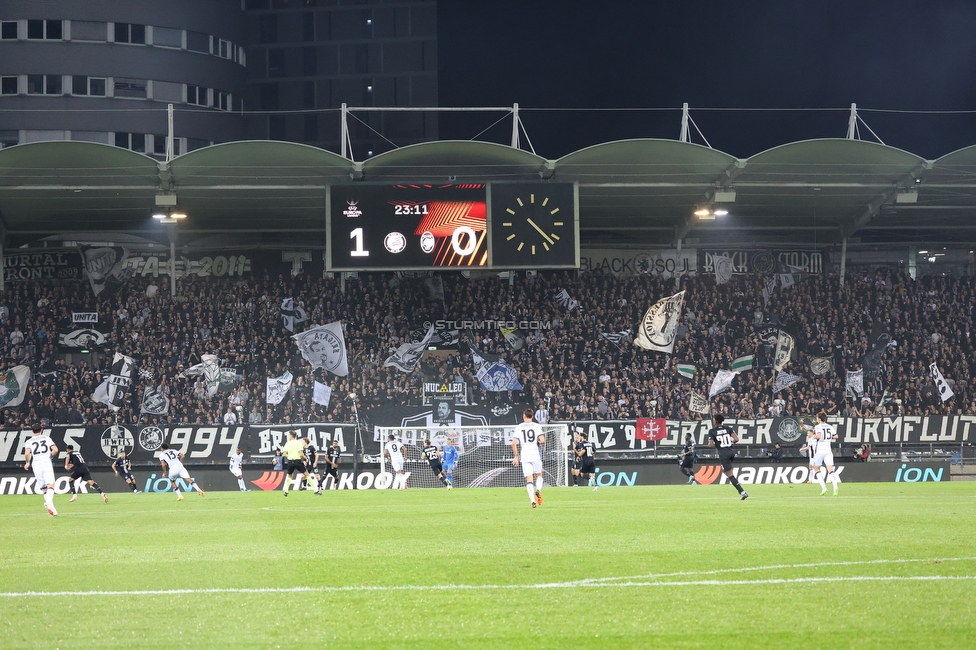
[{"x1": 0, "y1": 264, "x2": 972, "y2": 428}]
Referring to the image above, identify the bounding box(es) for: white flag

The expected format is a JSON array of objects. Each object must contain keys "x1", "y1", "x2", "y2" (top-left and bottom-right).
[
  {"x1": 266, "y1": 371, "x2": 294, "y2": 405},
  {"x1": 281, "y1": 298, "x2": 307, "y2": 333},
  {"x1": 181, "y1": 354, "x2": 222, "y2": 399},
  {"x1": 779, "y1": 273, "x2": 795, "y2": 289},
  {"x1": 774, "y1": 330, "x2": 795, "y2": 371},
  {"x1": 312, "y1": 381, "x2": 333, "y2": 407},
  {"x1": 689, "y1": 391, "x2": 710, "y2": 414},
  {"x1": 293, "y1": 322, "x2": 348, "y2": 376},
  {"x1": 384, "y1": 325, "x2": 434, "y2": 373},
  {"x1": 709, "y1": 369, "x2": 739, "y2": 398},
  {"x1": 845, "y1": 369, "x2": 864, "y2": 398},
  {"x1": 773, "y1": 371, "x2": 803, "y2": 393},
  {"x1": 554, "y1": 289, "x2": 579, "y2": 311},
  {"x1": 634, "y1": 291, "x2": 686, "y2": 353},
  {"x1": 0, "y1": 365, "x2": 30, "y2": 409},
  {"x1": 929, "y1": 363, "x2": 955, "y2": 402},
  {"x1": 140, "y1": 385, "x2": 170, "y2": 415},
  {"x1": 809, "y1": 356, "x2": 832, "y2": 376},
  {"x1": 714, "y1": 255, "x2": 734, "y2": 285}
]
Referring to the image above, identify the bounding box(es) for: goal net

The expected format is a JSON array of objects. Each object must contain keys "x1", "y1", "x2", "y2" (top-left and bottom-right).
[{"x1": 374, "y1": 424, "x2": 570, "y2": 489}]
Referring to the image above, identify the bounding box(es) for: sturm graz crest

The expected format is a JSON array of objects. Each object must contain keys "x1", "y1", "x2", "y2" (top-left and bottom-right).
[
  {"x1": 634, "y1": 253, "x2": 653, "y2": 274},
  {"x1": 751, "y1": 250, "x2": 775, "y2": 274},
  {"x1": 139, "y1": 426, "x2": 165, "y2": 452},
  {"x1": 100, "y1": 426, "x2": 134, "y2": 459}
]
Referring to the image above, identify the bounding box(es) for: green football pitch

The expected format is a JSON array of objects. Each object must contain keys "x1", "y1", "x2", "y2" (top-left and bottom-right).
[{"x1": 2, "y1": 483, "x2": 975, "y2": 649}]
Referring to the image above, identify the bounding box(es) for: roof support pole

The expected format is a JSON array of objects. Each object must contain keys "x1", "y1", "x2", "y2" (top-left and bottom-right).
[
  {"x1": 839, "y1": 236, "x2": 847, "y2": 287},
  {"x1": 341, "y1": 103, "x2": 350, "y2": 160},
  {"x1": 846, "y1": 103, "x2": 857, "y2": 140},
  {"x1": 511, "y1": 103, "x2": 520, "y2": 149},
  {"x1": 168, "y1": 224, "x2": 177, "y2": 297},
  {"x1": 675, "y1": 238, "x2": 682, "y2": 289},
  {"x1": 166, "y1": 103, "x2": 175, "y2": 162},
  {"x1": 679, "y1": 103, "x2": 689, "y2": 143}
]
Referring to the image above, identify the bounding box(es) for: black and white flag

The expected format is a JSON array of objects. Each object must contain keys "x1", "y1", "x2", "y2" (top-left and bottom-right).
[
  {"x1": 808, "y1": 356, "x2": 832, "y2": 376},
  {"x1": 266, "y1": 371, "x2": 293, "y2": 405},
  {"x1": 845, "y1": 369, "x2": 864, "y2": 398},
  {"x1": 689, "y1": 391, "x2": 710, "y2": 414},
  {"x1": 761, "y1": 276, "x2": 777, "y2": 307},
  {"x1": 384, "y1": 325, "x2": 434, "y2": 373},
  {"x1": 293, "y1": 322, "x2": 348, "y2": 376},
  {"x1": 714, "y1": 255, "x2": 734, "y2": 286},
  {"x1": 554, "y1": 289, "x2": 579, "y2": 311},
  {"x1": 773, "y1": 371, "x2": 803, "y2": 393},
  {"x1": 774, "y1": 330, "x2": 795, "y2": 371},
  {"x1": 140, "y1": 385, "x2": 170, "y2": 415},
  {"x1": 80, "y1": 245, "x2": 135, "y2": 297},
  {"x1": 93, "y1": 352, "x2": 136, "y2": 409},
  {"x1": 709, "y1": 369, "x2": 738, "y2": 398},
  {"x1": 280, "y1": 298, "x2": 308, "y2": 333},
  {"x1": 929, "y1": 363, "x2": 954, "y2": 402},
  {"x1": 138, "y1": 367, "x2": 155, "y2": 381},
  {"x1": 600, "y1": 330, "x2": 632, "y2": 347},
  {"x1": 181, "y1": 354, "x2": 222, "y2": 400},
  {"x1": 425, "y1": 276, "x2": 445, "y2": 302},
  {"x1": 634, "y1": 290, "x2": 686, "y2": 354}
]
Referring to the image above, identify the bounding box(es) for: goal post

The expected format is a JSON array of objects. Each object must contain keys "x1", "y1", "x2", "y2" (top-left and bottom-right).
[{"x1": 374, "y1": 424, "x2": 570, "y2": 489}]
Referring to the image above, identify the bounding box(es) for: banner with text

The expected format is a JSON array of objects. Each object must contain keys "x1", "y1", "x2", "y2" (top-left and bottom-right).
[{"x1": 699, "y1": 249, "x2": 825, "y2": 275}]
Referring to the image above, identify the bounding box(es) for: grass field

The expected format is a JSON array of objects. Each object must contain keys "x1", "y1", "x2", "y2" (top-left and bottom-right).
[{"x1": 2, "y1": 482, "x2": 975, "y2": 649}]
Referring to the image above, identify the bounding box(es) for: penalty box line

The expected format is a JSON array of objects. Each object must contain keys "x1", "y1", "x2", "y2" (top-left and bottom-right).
[{"x1": 2, "y1": 574, "x2": 975, "y2": 598}]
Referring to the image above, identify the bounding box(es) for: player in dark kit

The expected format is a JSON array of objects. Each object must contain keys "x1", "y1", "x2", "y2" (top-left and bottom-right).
[
  {"x1": 301, "y1": 437, "x2": 318, "y2": 491},
  {"x1": 316, "y1": 439, "x2": 341, "y2": 493},
  {"x1": 579, "y1": 437, "x2": 597, "y2": 490},
  {"x1": 678, "y1": 433, "x2": 698, "y2": 484},
  {"x1": 64, "y1": 445, "x2": 108, "y2": 503},
  {"x1": 422, "y1": 439, "x2": 451, "y2": 488},
  {"x1": 707, "y1": 414, "x2": 748, "y2": 500},
  {"x1": 111, "y1": 451, "x2": 140, "y2": 493},
  {"x1": 570, "y1": 433, "x2": 585, "y2": 486}
]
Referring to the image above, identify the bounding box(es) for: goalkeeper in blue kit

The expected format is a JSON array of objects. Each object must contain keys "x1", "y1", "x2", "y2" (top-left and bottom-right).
[{"x1": 442, "y1": 438, "x2": 458, "y2": 487}]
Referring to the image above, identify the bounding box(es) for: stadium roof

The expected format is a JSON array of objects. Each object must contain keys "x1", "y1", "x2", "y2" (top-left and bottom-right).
[{"x1": 0, "y1": 137, "x2": 974, "y2": 247}]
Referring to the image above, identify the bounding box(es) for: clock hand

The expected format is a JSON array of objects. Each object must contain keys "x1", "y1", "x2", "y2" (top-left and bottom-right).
[{"x1": 526, "y1": 218, "x2": 555, "y2": 246}]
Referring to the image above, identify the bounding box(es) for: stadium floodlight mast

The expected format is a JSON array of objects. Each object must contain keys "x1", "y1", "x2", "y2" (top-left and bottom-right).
[{"x1": 152, "y1": 208, "x2": 187, "y2": 297}]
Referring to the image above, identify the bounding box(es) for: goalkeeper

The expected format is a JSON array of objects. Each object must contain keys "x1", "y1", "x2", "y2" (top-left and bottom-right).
[{"x1": 442, "y1": 436, "x2": 458, "y2": 487}]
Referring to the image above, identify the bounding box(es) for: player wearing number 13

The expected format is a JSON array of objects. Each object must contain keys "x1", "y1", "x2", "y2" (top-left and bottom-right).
[
  {"x1": 159, "y1": 443, "x2": 206, "y2": 501},
  {"x1": 512, "y1": 409, "x2": 546, "y2": 507},
  {"x1": 707, "y1": 414, "x2": 748, "y2": 500},
  {"x1": 23, "y1": 423, "x2": 58, "y2": 516}
]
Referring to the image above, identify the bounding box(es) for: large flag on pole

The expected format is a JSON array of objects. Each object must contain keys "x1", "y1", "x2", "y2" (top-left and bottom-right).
[
  {"x1": 634, "y1": 291, "x2": 686, "y2": 353},
  {"x1": 676, "y1": 362, "x2": 695, "y2": 379},
  {"x1": 554, "y1": 289, "x2": 579, "y2": 311},
  {"x1": 809, "y1": 356, "x2": 832, "y2": 376},
  {"x1": 714, "y1": 255, "x2": 734, "y2": 285},
  {"x1": 0, "y1": 365, "x2": 30, "y2": 408},
  {"x1": 709, "y1": 369, "x2": 739, "y2": 398},
  {"x1": 773, "y1": 330, "x2": 795, "y2": 371},
  {"x1": 180, "y1": 354, "x2": 222, "y2": 399},
  {"x1": 636, "y1": 418, "x2": 667, "y2": 441},
  {"x1": 266, "y1": 371, "x2": 294, "y2": 405},
  {"x1": 929, "y1": 363, "x2": 955, "y2": 402},
  {"x1": 93, "y1": 353, "x2": 136, "y2": 409},
  {"x1": 294, "y1": 322, "x2": 349, "y2": 376},
  {"x1": 471, "y1": 351, "x2": 522, "y2": 392},
  {"x1": 140, "y1": 385, "x2": 170, "y2": 415},
  {"x1": 280, "y1": 298, "x2": 308, "y2": 333},
  {"x1": 80, "y1": 245, "x2": 135, "y2": 297},
  {"x1": 845, "y1": 369, "x2": 864, "y2": 398},
  {"x1": 383, "y1": 325, "x2": 434, "y2": 373},
  {"x1": 730, "y1": 355, "x2": 754, "y2": 372},
  {"x1": 773, "y1": 371, "x2": 803, "y2": 393}
]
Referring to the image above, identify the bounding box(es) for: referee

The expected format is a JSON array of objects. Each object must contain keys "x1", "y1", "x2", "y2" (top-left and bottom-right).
[{"x1": 281, "y1": 431, "x2": 310, "y2": 497}]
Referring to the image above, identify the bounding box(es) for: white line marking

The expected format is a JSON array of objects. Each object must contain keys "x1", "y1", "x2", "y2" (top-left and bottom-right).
[{"x1": 2, "y1": 574, "x2": 973, "y2": 598}]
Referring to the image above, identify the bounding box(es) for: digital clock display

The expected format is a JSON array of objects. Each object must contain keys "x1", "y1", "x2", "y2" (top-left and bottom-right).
[{"x1": 329, "y1": 184, "x2": 488, "y2": 270}]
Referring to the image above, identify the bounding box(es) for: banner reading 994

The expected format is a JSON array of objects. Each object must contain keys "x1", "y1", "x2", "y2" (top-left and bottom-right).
[{"x1": 328, "y1": 184, "x2": 488, "y2": 270}]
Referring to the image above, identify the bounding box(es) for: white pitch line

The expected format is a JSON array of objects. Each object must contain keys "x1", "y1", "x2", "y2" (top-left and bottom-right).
[
  {"x1": 571, "y1": 555, "x2": 976, "y2": 586},
  {"x1": 1, "y1": 574, "x2": 974, "y2": 598}
]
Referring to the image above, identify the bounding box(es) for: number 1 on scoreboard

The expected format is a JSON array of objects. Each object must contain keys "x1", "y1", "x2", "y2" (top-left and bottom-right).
[{"x1": 350, "y1": 227, "x2": 370, "y2": 257}]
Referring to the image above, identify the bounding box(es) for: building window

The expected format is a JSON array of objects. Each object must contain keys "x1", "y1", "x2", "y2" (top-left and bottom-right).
[
  {"x1": 71, "y1": 76, "x2": 106, "y2": 96},
  {"x1": 303, "y1": 12, "x2": 315, "y2": 41},
  {"x1": 71, "y1": 20, "x2": 107, "y2": 42},
  {"x1": 216, "y1": 91, "x2": 231, "y2": 111},
  {"x1": 268, "y1": 49, "x2": 286, "y2": 77},
  {"x1": 304, "y1": 115, "x2": 318, "y2": 142},
  {"x1": 259, "y1": 83, "x2": 278, "y2": 111},
  {"x1": 186, "y1": 30, "x2": 209, "y2": 53},
  {"x1": 152, "y1": 26, "x2": 183, "y2": 48},
  {"x1": 114, "y1": 132, "x2": 146, "y2": 153},
  {"x1": 303, "y1": 47, "x2": 317, "y2": 76},
  {"x1": 27, "y1": 75, "x2": 62, "y2": 95},
  {"x1": 27, "y1": 19, "x2": 62, "y2": 40},
  {"x1": 114, "y1": 78, "x2": 147, "y2": 99},
  {"x1": 218, "y1": 39, "x2": 231, "y2": 59},
  {"x1": 186, "y1": 85, "x2": 209, "y2": 106},
  {"x1": 1, "y1": 77, "x2": 17, "y2": 95},
  {"x1": 0, "y1": 131, "x2": 18, "y2": 148},
  {"x1": 244, "y1": 0, "x2": 270, "y2": 10},
  {"x1": 259, "y1": 15, "x2": 278, "y2": 44},
  {"x1": 114, "y1": 23, "x2": 146, "y2": 44},
  {"x1": 153, "y1": 134, "x2": 180, "y2": 156},
  {"x1": 303, "y1": 81, "x2": 315, "y2": 109},
  {"x1": 1, "y1": 21, "x2": 17, "y2": 40}
]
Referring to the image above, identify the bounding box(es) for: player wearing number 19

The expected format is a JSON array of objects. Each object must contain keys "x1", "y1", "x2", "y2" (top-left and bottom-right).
[
  {"x1": 512, "y1": 409, "x2": 546, "y2": 507},
  {"x1": 23, "y1": 423, "x2": 58, "y2": 516},
  {"x1": 707, "y1": 414, "x2": 748, "y2": 500}
]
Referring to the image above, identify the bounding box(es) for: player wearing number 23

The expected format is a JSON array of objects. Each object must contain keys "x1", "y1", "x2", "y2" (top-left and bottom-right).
[{"x1": 707, "y1": 414, "x2": 748, "y2": 500}]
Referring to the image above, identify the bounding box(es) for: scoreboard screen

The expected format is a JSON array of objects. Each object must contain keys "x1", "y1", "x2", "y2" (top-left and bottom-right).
[{"x1": 327, "y1": 182, "x2": 578, "y2": 271}]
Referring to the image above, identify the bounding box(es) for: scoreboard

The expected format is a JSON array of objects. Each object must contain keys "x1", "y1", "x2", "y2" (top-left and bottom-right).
[{"x1": 327, "y1": 182, "x2": 578, "y2": 271}]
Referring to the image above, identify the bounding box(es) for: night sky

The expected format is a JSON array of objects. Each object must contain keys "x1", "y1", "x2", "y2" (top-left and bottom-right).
[{"x1": 438, "y1": 1, "x2": 976, "y2": 160}]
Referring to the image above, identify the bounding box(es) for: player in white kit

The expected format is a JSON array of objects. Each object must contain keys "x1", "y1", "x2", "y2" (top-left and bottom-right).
[
  {"x1": 229, "y1": 447, "x2": 249, "y2": 492},
  {"x1": 23, "y1": 423, "x2": 59, "y2": 516},
  {"x1": 512, "y1": 409, "x2": 546, "y2": 508},
  {"x1": 384, "y1": 435, "x2": 407, "y2": 490},
  {"x1": 811, "y1": 411, "x2": 839, "y2": 496},
  {"x1": 159, "y1": 443, "x2": 206, "y2": 500}
]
